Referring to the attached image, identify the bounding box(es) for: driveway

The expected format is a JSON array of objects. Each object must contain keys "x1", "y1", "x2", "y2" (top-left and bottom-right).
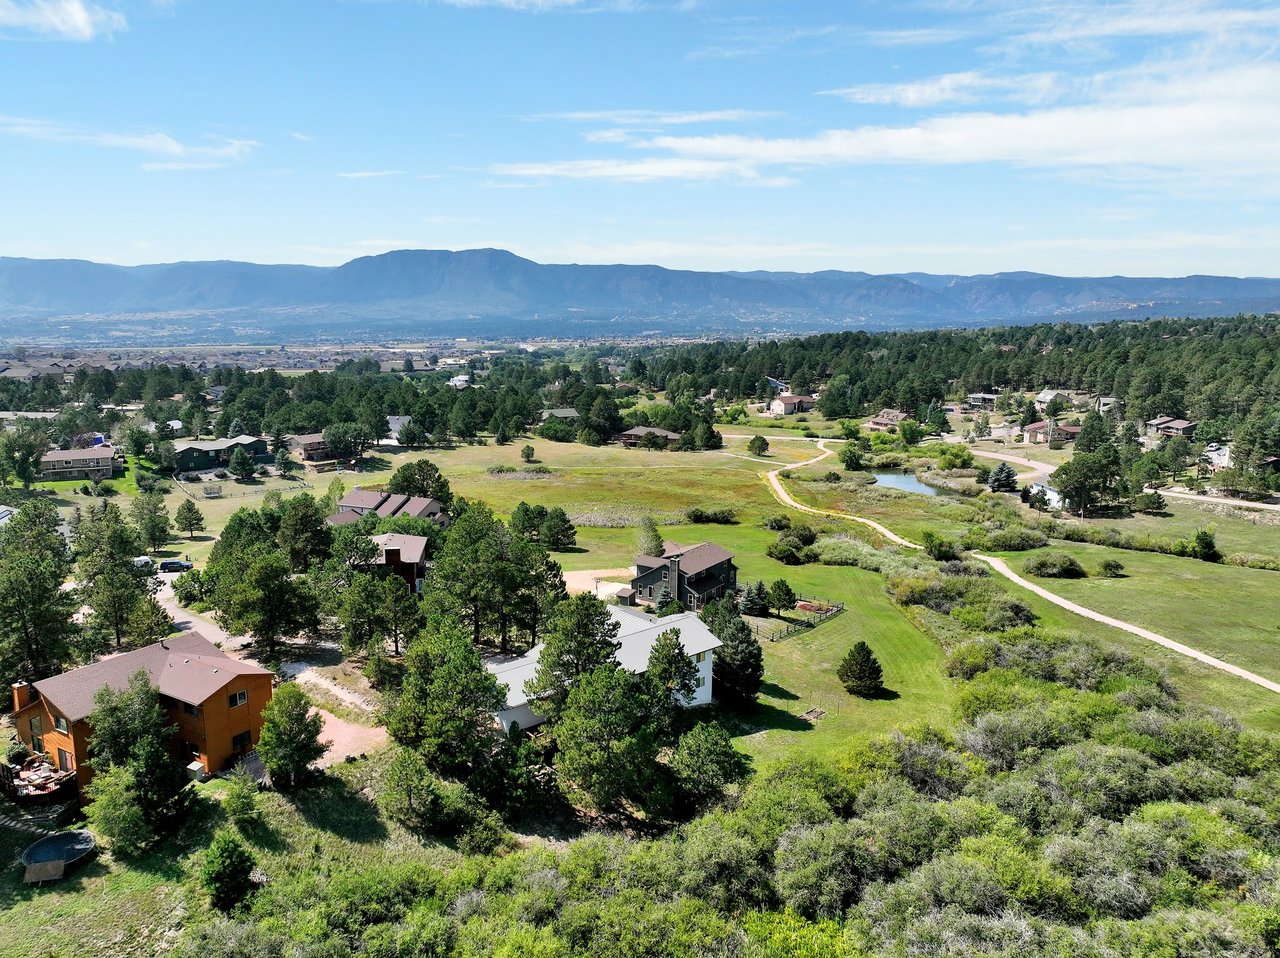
[{"x1": 563, "y1": 567, "x2": 635, "y2": 598}]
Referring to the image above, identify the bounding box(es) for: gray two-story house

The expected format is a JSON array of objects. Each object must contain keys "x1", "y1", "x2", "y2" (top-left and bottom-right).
[{"x1": 627, "y1": 541, "x2": 737, "y2": 611}]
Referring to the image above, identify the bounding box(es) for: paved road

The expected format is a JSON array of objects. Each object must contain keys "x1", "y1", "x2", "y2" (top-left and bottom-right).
[
  {"x1": 754, "y1": 442, "x2": 1280, "y2": 696},
  {"x1": 973, "y1": 554, "x2": 1280, "y2": 694}
]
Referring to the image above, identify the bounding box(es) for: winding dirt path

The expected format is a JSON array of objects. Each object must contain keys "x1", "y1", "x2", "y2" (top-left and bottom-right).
[
  {"x1": 750, "y1": 435, "x2": 1280, "y2": 696},
  {"x1": 972, "y1": 555, "x2": 1280, "y2": 694},
  {"x1": 761, "y1": 439, "x2": 922, "y2": 549},
  {"x1": 1158, "y1": 488, "x2": 1280, "y2": 513}
]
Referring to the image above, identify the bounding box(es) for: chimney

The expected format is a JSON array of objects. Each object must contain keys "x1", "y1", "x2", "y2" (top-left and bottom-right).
[
  {"x1": 385, "y1": 547, "x2": 401, "y2": 567},
  {"x1": 668, "y1": 555, "x2": 681, "y2": 601},
  {"x1": 11, "y1": 681, "x2": 38, "y2": 712}
]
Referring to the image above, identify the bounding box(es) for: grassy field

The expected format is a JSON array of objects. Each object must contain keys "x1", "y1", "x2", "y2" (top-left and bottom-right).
[
  {"x1": 1061, "y1": 496, "x2": 1280, "y2": 558},
  {"x1": 1002, "y1": 542, "x2": 1280, "y2": 688}
]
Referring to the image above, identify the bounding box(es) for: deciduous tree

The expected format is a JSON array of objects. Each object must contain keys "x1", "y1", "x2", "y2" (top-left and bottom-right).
[{"x1": 257, "y1": 681, "x2": 327, "y2": 788}]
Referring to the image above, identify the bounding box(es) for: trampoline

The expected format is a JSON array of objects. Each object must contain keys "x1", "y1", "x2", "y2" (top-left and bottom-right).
[{"x1": 21, "y1": 830, "x2": 96, "y2": 869}]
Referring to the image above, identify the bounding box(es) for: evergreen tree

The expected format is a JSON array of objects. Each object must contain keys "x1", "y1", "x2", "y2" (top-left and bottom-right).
[
  {"x1": 378, "y1": 574, "x2": 423, "y2": 657},
  {"x1": 0, "y1": 500, "x2": 79, "y2": 684},
  {"x1": 539, "y1": 507, "x2": 576, "y2": 551},
  {"x1": 214, "y1": 550, "x2": 319, "y2": 659},
  {"x1": 837, "y1": 641, "x2": 884, "y2": 697},
  {"x1": 638, "y1": 515, "x2": 664, "y2": 558},
  {"x1": 524, "y1": 593, "x2": 620, "y2": 722},
  {"x1": 521, "y1": 444, "x2": 536, "y2": 463},
  {"x1": 130, "y1": 492, "x2": 171, "y2": 553},
  {"x1": 702, "y1": 599, "x2": 764, "y2": 706},
  {"x1": 78, "y1": 501, "x2": 151, "y2": 649},
  {"x1": 670, "y1": 722, "x2": 747, "y2": 808},
  {"x1": 127, "y1": 596, "x2": 175, "y2": 645},
  {"x1": 768, "y1": 579, "x2": 797, "y2": 615},
  {"x1": 200, "y1": 830, "x2": 257, "y2": 912},
  {"x1": 258, "y1": 682, "x2": 327, "y2": 788},
  {"x1": 739, "y1": 580, "x2": 770, "y2": 617},
  {"x1": 174, "y1": 499, "x2": 205, "y2": 538},
  {"x1": 747, "y1": 435, "x2": 769, "y2": 457},
  {"x1": 554, "y1": 664, "x2": 656, "y2": 809},
  {"x1": 509, "y1": 502, "x2": 546, "y2": 540},
  {"x1": 988, "y1": 462, "x2": 1019, "y2": 492},
  {"x1": 644, "y1": 627, "x2": 697, "y2": 738},
  {"x1": 385, "y1": 621, "x2": 507, "y2": 779},
  {"x1": 276, "y1": 493, "x2": 331, "y2": 571},
  {"x1": 1074, "y1": 411, "x2": 1112, "y2": 454},
  {"x1": 386, "y1": 458, "x2": 453, "y2": 505},
  {"x1": 227, "y1": 446, "x2": 255, "y2": 480}
]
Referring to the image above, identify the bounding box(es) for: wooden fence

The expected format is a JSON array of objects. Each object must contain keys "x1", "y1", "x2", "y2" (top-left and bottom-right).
[{"x1": 750, "y1": 593, "x2": 845, "y2": 642}]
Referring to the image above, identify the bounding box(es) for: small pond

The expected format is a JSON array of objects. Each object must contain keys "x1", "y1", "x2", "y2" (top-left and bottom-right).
[{"x1": 867, "y1": 470, "x2": 940, "y2": 496}]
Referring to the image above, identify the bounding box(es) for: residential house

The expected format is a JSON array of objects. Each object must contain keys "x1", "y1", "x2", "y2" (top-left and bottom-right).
[
  {"x1": 369, "y1": 533, "x2": 431, "y2": 593},
  {"x1": 1024, "y1": 421, "x2": 1081, "y2": 444},
  {"x1": 0, "y1": 410, "x2": 59, "y2": 427},
  {"x1": 1204, "y1": 443, "x2": 1232, "y2": 472},
  {"x1": 146, "y1": 419, "x2": 185, "y2": 437},
  {"x1": 628, "y1": 541, "x2": 737, "y2": 611},
  {"x1": 1023, "y1": 481, "x2": 1064, "y2": 511},
  {"x1": 486, "y1": 605, "x2": 722, "y2": 733},
  {"x1": 287, "y1": 432, "x2": 332, "y2": 462},
  {"x1": 539, "y1": 408, "x2": 580, "y2": 423},
  {"x1": 9, "y1": 631, "x2": 274, "y2": 796},
  {"x1": 327, "y1": 489, "x2": 449, "y2": 528},
  {"x1": 1146, "y1": 416, "x2": 1197, "y2": 439},
  {"x1": 1096, "y1": 396, "x2": 1124, "y2": 417},
  {"x1": 1034, "y1": 389, "x2": 1071, "y2": 413},
  {"x1": 965, "y1": 393, "x2": 999, "y2": 411},
  {"x1": 174, "y1": 435, "x2": 268, "y2": 473},
  {"x1": 765, "y1": 376, "x2": 788, "y2": 392},
  {"x1": 769, "y1": 394, "x2": 817, "y2": 415},
  {"x1": 203, "y1": 385, "x2": 228, "y2": 403},
  {"x1": 616, "y1": 426, "x2": 682, "y2": 448},
  {"x1": 39, "y1": 445, "x2": 116, "y2": 482},
  {"x1": 866, "y1": 408, "x2": 911, "y2": 433},
  {"x1": 448, "y1": 374, "x2": 471, "y2": 390}
]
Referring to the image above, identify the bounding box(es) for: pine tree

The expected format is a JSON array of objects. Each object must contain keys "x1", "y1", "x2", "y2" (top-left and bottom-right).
[
  {"x1": 638, "y1": 515, "x2": 664, "y2": 558},
  {"x1": 539, "y1": 508, "x2": 576, "y2": 551},
  {"x1": 227, "y1": 446, "x2": 255, "y2": 480},
  {"x1": 702, "y1": 599, "x2": 764, "y2": 706},
  {"x1": 988, "y1": 462, "x2": 1019, "y2": 492},
  {"x1": 740, "y1": 580, "x2": 770, "y2": 617},
  {"x1": 747, "y1": 435, "x2": 769, "y2": 457},
  {"x1": 200, "y1": 829, "x2": 257, "y2": 912},
  {"x1": 768, "y1": 578, "x2": 797, "y2": 615},
  {"x1": 837, "y1": 641, "x2": 884, "y2": 697},
  {"x1": 174, "y1": 499, "x2": 205, "y2": 538}
]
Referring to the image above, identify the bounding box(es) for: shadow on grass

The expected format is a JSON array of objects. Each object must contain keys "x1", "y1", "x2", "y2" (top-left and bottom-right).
[
  {"x1": 551, "y1": 546, "x2": 590, "y2": 556},
  {"x1": 760, "y1": 680, "x2": 799, "y2": 701},
  {"x1": 860, "y1": 687, "x2": 901, "y2": 701},
  {"x1": 744, "y1": 700, "x2": 816, "y2": 734},
  {"x1": 356, "y1": 456, "x2": 393, "y2": 473},
  {"x1": 288, "y1": 774, "x2": 389, "y2": 844}
]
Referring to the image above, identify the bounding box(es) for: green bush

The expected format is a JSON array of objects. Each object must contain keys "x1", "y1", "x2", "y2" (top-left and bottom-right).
[
  {"x1": 685, "y1": 507, "x2": 738, "y2": 524},
  {"x1": 1024, "y1": 552, "x2": 1087, "y2": 578},
  {"x1": 200, "y1": 829, "x2": 257, "y2": 912},
  {"x1": 1097, "y1": 558, "x2": 1126, "y2": 578}
]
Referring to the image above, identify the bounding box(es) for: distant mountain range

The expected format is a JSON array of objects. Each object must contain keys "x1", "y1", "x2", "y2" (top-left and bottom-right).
[{"x1": 2, "y1": 248, "x2": 1278, "y2": 344}]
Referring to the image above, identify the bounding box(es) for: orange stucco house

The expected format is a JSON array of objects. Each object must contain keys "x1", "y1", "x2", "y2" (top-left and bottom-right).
[{"x1": 10, "y1": 631, "x2": 274, "y2": 795}]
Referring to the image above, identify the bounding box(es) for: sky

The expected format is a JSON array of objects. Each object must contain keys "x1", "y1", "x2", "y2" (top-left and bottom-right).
[{"x1": 2, "y1": 0, "x2": 1279, "y2": 276}]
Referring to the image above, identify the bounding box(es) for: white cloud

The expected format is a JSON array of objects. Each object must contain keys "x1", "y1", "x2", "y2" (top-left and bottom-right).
[
  {"x1": 491, "y1": 156, "x2": 794, "y2": 184},
  {"x1": 289, "y1": 132, "x2": 313, "y2": 141},
  {"x1": 337, "y1": 170, "x2": 406, "y2": 179},
  {"x1": 0, "y1": 115, "x2": 257, "y2": 167},
  {"x1": 1011, "y1": 1, "x2": 1280, "y2": 45},
  {"x1": 637, "y1": 62, "x2": 1280, "y2": 183},
  {"x1": 822, "y1": 71, "x2": 1061, "y2": 107},
  {"x1": 533, "y1": 108, "x2": 774, "y2": 125},
  {"x1": 0, "y1": 0, "x2": 124, "y2": 40}
]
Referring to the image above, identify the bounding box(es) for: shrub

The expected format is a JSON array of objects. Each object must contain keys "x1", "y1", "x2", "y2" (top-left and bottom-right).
[
  {"x1": 685, "y1": 507, "x2": 737, "y2": 524},
  {"x1": 1097, "y1": 558, "x2": 1126, "y2": 578},
  {"x1": 222, "y1": 766, "x2": 259, "y2": 825},
  {"x1": 761, "y1": 514, "x2": 792, "y2": 531},
  {"x1": 5, "y1": 739, "x2": 30, "y2": 765},
  {"x1": 822, "y1": 471, "x2": 843, "y2": 483},
  {"x1": 922, "y1": 530, "x2": 960, "y2": 561},
  {"x1": 1024, "y1": 552, "x2": 1087, "y2": 578},
  {"x1": 984, "y1": 527, "x2": 1048, "y2": 551}
]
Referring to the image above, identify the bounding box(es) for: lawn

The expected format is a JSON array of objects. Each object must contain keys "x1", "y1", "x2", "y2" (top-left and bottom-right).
[
  {"x1": 1000, "y1": 542, "x2": 1280, "y2": 689},
  {"x1": 1062, "y1": 496, "x2": 1280, "y2": 559}
]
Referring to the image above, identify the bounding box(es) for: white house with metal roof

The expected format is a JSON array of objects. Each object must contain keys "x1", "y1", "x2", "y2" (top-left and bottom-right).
[{"x1": 485, "y1": 605, "x2": 722, "y2": 733}]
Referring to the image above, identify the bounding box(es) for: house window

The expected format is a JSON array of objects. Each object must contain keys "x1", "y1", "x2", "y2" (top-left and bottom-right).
[
  {"x1": 183, "y1": 702, "x2": 200, "y2": 717},
  {"x1": 228, "y1": 690, "x2": 247, "y2": 708},
  {"x1": 53, "y1": 715, "x2": 68, "y2": 733},
  {"x1": 695, "y1": 676, "x2": 706, "y2": 689},
  {"x1": 647, "y1": 586, "x2": 653, "y2": 598},
  {"x1": 694, "y1": 651, "x2": 707, "y2": 664},
  {"x1": 57, "y1": 748, "x2": 73, "y2": 772},
  {"x1": 231, "y1": 730, "x2": 252, "y2": 751},
  {"x1": 661, "y1": 569, "x2": 668, "y2": 581},
  {"x1": 29, "y1": 715, "x2": 43, "y2": 754}
]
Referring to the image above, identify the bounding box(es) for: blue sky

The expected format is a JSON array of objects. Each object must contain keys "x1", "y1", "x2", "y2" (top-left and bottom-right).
[{"x1": 2, "y1": 0, "x2": 1279, "y2": 275}]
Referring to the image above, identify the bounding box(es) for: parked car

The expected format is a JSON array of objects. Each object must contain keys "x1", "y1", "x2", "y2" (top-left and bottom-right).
[
  {"x1": 131, "y1": 556, "x2": 154, "y2": 569},
  {"x1": 158, "y1": 559, "x2": 193, "y2": 573}
]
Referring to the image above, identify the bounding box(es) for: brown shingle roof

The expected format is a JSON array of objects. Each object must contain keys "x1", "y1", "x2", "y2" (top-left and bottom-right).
[
  {"x1": 338, "y1": 489, "x2": 387, "y2": 511},
  {"x1": 370, "y1": 533, "x2": 431, "y2": 565},
  {"x1": 33, "y1": 631, "x2": 273, "y2": 722},
  {"x1": 41, "y1": 446, "x2": 115, "y2": 464}
]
